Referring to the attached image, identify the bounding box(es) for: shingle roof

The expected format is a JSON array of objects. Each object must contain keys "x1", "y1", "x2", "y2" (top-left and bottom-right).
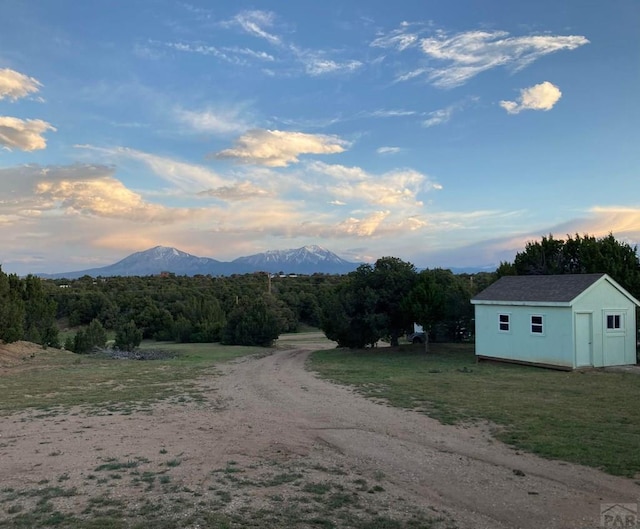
[{"x1": 471, "y1": 274, "x2": 605, "y2": 303}]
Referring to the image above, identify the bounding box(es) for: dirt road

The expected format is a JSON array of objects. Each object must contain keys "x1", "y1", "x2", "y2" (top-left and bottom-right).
[{"x1": 1, "y1": 336, "x2": 638, "y2": 528}]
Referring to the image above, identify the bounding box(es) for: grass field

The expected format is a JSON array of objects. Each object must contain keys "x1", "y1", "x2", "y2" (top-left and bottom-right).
[
  {"x1": 309, "y1": 343, "x2": 640, "y2": 478},
  {"x1": 0, "y1": 341, "x2": 265, "y2": 416}
]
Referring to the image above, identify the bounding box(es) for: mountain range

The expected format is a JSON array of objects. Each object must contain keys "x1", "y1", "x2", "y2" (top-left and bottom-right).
[{"x1": 39, "y1": 245, "x2": 362, "y2": 279}]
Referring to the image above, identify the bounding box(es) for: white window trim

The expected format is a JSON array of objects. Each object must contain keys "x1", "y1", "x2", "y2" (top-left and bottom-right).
[
  {"x1": 605, "y1": 311, "x2": 625, "y2": 333},
  {"x1": 498, "y1": 313, "x2": 511, "y2": 333},
  {"x1": 530, "y1": 314, "x2": 545, "y2": 335}
]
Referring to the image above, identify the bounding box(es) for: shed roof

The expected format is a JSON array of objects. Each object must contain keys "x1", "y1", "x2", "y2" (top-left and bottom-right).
[{"x1": 471, "y1": 273, "x2": 609, "y2": 304}]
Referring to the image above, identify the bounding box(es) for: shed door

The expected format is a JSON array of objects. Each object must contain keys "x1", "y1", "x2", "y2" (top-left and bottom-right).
[{"x1": 575, "y1": 313, "x2": 593, "y2": 367}]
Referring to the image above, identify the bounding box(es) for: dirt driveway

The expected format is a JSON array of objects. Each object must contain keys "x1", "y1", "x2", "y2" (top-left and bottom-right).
[{"x1": 1, "y1": 335, "x2": 638, "y2": 528}]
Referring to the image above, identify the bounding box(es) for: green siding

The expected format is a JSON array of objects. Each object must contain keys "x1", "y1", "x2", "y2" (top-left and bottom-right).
[{"x1": 474, "y1": 277, "x2": 637, "y2": 369}]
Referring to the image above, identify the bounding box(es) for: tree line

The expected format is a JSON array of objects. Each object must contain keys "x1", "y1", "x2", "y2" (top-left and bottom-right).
[
  {"x1": 1, "y1": 233, "x2": 638, "y2": 352},
  {"x1": 497, "y1": 233, "x2": 640, "y2": 298}
]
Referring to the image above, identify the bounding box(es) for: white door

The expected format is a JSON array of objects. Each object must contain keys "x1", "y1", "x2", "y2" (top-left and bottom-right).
[{"x1": 575, "y1": 313, "x2": 593, "y2": 367}]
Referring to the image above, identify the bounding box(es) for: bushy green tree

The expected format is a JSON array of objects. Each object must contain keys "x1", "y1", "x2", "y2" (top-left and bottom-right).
[
  {"x1": 23, "y1": 275, "x2": 59, "y2": 347},
  {"x1": 369, "y1": 257, "x2": 417, "y2": 346},
  {"x1": 114, "y1": 320, "x2": 143, "y2": 351},
  {"x1": 86, "y1": 319, "x2": 108, "y2": 349},
  {"x1": 0, "y1": 268, "x2": 25, "y2": 343},
  {"x1": 320, "y1": 258, "x2": 417, "y2": 348},
  {"x1": 70, "y1": 318, "x2": 107, "y2": 354},
  {"x1": 222, "y1": 295, "x2": 282, "y2": 347},
  {"x1": 72, "y1": 331, "x2": 92, "y2": 354}
]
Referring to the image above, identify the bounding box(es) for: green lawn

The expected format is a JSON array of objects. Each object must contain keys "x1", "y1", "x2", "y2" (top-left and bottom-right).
[
  {"x1": 0, "y1": 341, "x2": 266, "y2": 415},
  {"x1": 310, "y1": 343, "x2": 640, "y2": 478}
]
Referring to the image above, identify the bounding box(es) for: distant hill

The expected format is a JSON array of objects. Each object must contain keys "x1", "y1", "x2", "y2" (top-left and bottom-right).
[{"x1": 39, "y1": 245, "x2": 361, "y2": 279}]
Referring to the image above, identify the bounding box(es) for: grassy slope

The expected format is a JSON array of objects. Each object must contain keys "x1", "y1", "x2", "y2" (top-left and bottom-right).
[{"x1": 310, "y1": 343, "x2": 640, "y2": 478}]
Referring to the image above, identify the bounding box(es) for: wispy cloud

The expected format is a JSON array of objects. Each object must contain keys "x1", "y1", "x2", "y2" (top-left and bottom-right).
[
  {"x1": 175, "y1": 105, "x2": 253, "y2": 135},
  {"x1": 367, "y1": 109, "x2": 416, "y2": 118},
  {"x1": 0, "y1": 117, "x2": 56, "y2": 151},
  {"x1": 165, "y1": 41, "x2": 274, "y2": 65},
  {"x1": 213, "y1": 129, "x2": 349, "y2": 167},
  {"x1": 301, "y1": 56, "x2": 363, "y2": 76},
  {"x1": 373, "y1": 25, "x2": 589, "y2": 88},
  {"x1": 423, "y1": 97, "x2": 477, "y2": 127},
  {"x1": 230, "y1": 10, "x2": 282, "y2": 46},
  {"x1": 421, "y1": 31, "x2": 588, "y2": 88},
  {"x1": 198, "y1": 181, "x2": 273, "y2": 201},
  {"x1": 423, "y1": 107, "x2": 455, "y2": 128},
  {"x1": 0, "y1": 68, "x2": 42, "y2": 101},
  {"x1": 500, "y1": 81, "x2": 562, "y2": 114},
  {"x1": 76, "y1": 145, "x2": 229, "y2": 191},
  {"x1": 377, "y1": 146, "x2": 402, "y2": 155},
  {"x1": 370, "y1": 22, "x2": 423, "y2": 51},
  {"x1": 221, "y1": 10, "x2": 362, "y2": 78}
]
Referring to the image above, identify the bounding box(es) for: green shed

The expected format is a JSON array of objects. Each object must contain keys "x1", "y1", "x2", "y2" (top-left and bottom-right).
[{"x1": 471, "y1": 273, "x2": 639, "y2": 370}]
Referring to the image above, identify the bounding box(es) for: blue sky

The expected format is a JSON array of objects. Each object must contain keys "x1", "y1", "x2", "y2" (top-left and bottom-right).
[{"x1": 1, "y1": 0, "x2": 639, "y2": 274}]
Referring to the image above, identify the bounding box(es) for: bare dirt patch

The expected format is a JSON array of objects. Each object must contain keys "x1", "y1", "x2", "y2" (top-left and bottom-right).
[{"x1": 1, "y1": 335, "x2": 638, "y2": 528}]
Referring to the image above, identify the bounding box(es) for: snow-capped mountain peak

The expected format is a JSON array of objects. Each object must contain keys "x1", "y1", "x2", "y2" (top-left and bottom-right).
[
  {"x1": 39, "y1": 245, "x2": 361, "y2": 278},
  {"x1": 232, "y1": 245, "x2": 357, "y2": 273}
]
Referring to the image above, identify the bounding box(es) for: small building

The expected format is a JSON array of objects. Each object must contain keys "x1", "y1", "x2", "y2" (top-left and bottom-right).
[{"x1": 471, "y1": 273, "x2": 639, "y2": 370}]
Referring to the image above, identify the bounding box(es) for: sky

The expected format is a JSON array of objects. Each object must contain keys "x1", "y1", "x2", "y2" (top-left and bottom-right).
[{"x1": 1, "y1": 0, "x2": 639, "y2": 275}]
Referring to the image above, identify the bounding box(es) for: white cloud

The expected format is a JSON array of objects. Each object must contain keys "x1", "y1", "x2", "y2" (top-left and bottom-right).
[
  {"x1": 305, "y1": 58, "x2": 362, "y2": 76},
  {"x1": 213, "y1": 129, "x2": 349, "y2": 167},
  {"x1": 367, "y1": 109, "x2": 416, "y2": 118},
  {"x1": 35, "y1": 178, "x2": 192, "y2": 222},
  {"x1": 0, "y1": 117, "x2": 56, "y2": 151},
  {"x1": 219, "y1": 10, "x2": 362, "y2": 79},
  {"x1": 377, "y1": 146, "x2": 401, "y2": 155},
  {"x1": 500, "y1": 81, "x2": 562, "y2": 114},
  {"x1": 289, "y1": 44, "x2": 363, "y2": 77},
  {"x1": 395, "y1": 68, "x2": 429, "y2": 83},
  {"x1": 337, "y1": 211, "x2": 390, "y2": 236},
  {"x1": 0, "y1": 164, "x2": 192, "y2": 223},
  {"x1": 167, "y1": 41, "x2": 233, "y2": 61},
  {"x1": 0, "y1": 68, "x2": 41, "y2": 101},
  {"x1": 423, "y1": 106, "x2": 455, "y2": 127},
  {"x1": 176, "y1": 105, "x2": 252, "y2": 135},
  {"x1": 166, "y1": 41, "x2": 274, "y2": 65},
  {"x1": 232, "y1": 10, "x2": 281, "y2": 46},
  {"x1": 227, "y1": 47, "x2": 275, "y2": 61},
  {"x1": 375, "y1": 25, "x2": 588, "y2": 88},
  {"x1": 371, "y1": 31, "x2": 419, "y2": 51},
  {"x1": 421, "y1": 31, "x2": 588, "y2": 88},
  {"x1": 306, "y1": 161, "x2": 441, "y2": 208}
]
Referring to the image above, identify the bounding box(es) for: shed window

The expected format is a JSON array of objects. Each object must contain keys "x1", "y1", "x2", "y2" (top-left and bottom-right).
[
  {"x1": 498, "y1": 314, "x2": 510, "y2": 332},
  {"x1": 606, "y1": 313, "x2": 624, "y2": 331},
  {"x1": 530, "y1": 315, "x2": 544, "y2": 334}
]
